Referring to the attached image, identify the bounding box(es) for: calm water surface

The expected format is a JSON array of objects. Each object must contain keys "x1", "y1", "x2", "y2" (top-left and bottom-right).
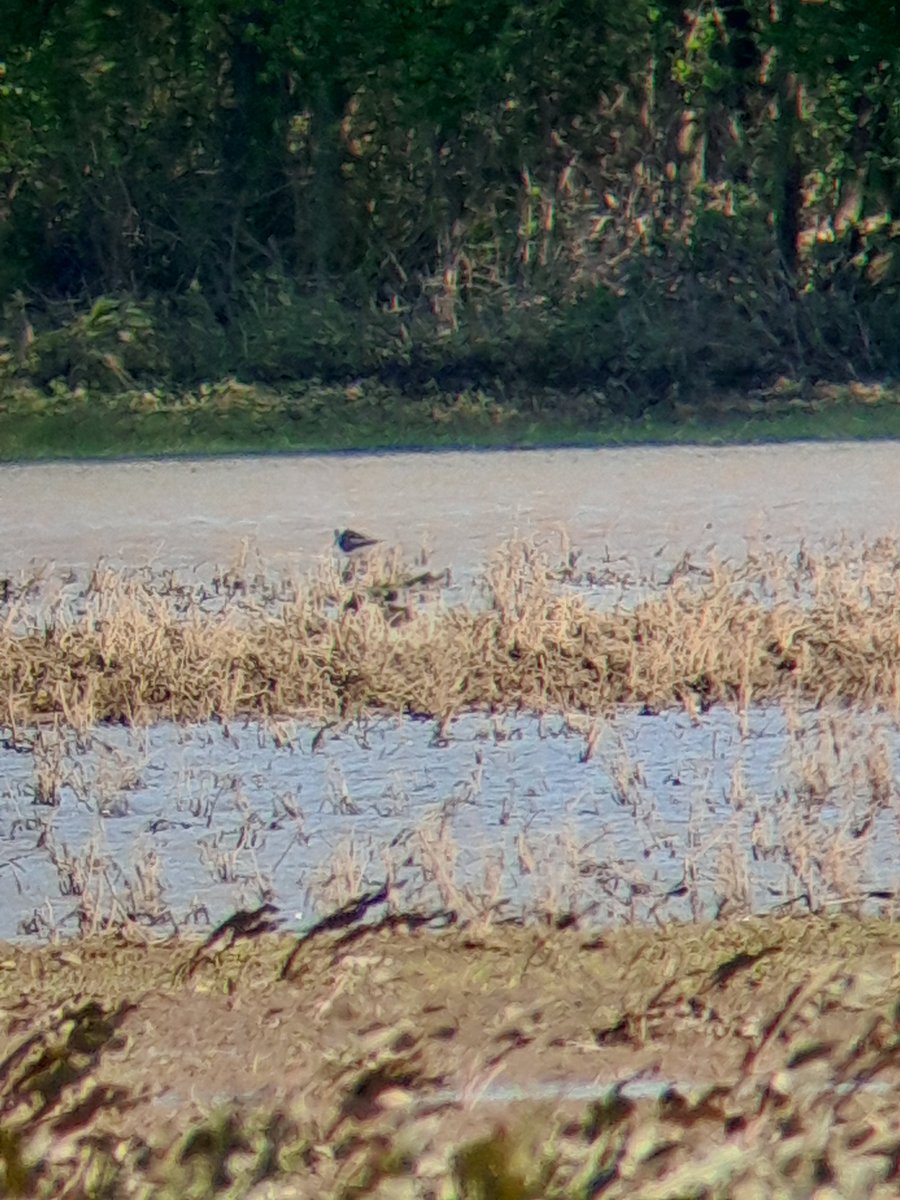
[{"x1": 2, "y1": 441, "x2": 899, "y2": 575}]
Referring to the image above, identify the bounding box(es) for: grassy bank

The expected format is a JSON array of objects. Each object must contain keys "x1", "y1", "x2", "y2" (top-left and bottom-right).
[
  {"x1": 2, "y1": 376, "x2": 900, "y2": 461},
  {"x1": 3, "y1": 290, "x2": 900, "y2": 460}
]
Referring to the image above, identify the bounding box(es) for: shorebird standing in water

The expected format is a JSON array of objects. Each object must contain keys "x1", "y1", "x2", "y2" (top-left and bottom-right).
[{"x1": 334, "y1": 528, "x2": 380, "y2": 554}]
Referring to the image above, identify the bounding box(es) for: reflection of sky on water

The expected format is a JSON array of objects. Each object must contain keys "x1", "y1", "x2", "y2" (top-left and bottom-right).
[
  {"x1": 1, "y1": 441, "x2": 899, "y2": 579},
  {"x1": 1, "y1": 705, "x2": 896, "y2": 940}
]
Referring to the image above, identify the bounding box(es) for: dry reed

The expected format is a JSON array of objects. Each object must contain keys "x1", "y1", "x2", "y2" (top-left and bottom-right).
[{"x1": 2, "y1": 538, "x2": 900, "y2": 729}]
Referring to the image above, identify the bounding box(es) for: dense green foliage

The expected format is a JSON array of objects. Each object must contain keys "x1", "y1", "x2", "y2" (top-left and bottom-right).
[{"x1": 2, "y1": 0, "x2": 900, "y2": 425}]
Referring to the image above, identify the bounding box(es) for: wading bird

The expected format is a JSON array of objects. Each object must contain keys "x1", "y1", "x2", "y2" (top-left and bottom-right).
[{"x1": 334, "y1": 528, "x2": 380, "y2": 554}]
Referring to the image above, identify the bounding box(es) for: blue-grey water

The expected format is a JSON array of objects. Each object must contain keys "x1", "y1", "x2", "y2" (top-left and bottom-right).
[{"x1": 1, "y1": 705, "x2": 896, "y2": 939}]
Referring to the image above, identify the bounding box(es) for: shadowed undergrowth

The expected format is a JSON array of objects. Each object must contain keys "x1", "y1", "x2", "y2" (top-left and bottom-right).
[{"x1": 2, "y1": 538, "x2": 900, "y2": 728}]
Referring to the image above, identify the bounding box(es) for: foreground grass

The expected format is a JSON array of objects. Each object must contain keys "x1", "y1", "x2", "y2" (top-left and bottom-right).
[
  {"x1": 2, "y1": 377, "x2": 900, "y2": 461},
  {"x1": 1, "y1": 914, "x2": 898, "y2": 1198},
  {"x1": 3, "y1": 538, "x2": 900, "y2": 728}
]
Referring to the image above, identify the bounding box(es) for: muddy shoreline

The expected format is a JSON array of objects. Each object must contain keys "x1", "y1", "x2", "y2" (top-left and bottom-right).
[{"x1": 2, "y1": 915, "x2": 898, "y2": 1196}]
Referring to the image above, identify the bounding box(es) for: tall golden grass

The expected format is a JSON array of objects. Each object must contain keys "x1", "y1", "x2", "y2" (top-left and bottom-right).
[{"x1": 2, "y1": 538, "x2": 900, "y2": 728}]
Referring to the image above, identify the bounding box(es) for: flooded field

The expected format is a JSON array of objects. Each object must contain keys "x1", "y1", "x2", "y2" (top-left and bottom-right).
[
  {"x1": 0, "y1": 441, "x2": 899, "y2": 936},
  {"x1": 2, "y1": 705, "x2": 898, "y2": 941},
  {"x1": 3, "y1": 440, "x2": 900, "y2": 576},
  {"x1": 2, "y1": 443, "x2": 900, "y2": 1198}
]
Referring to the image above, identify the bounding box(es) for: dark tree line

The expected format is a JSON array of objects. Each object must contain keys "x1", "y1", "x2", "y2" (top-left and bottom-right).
[{"x1": 2, "y1": 0, "x2": 900, "y2": 399}]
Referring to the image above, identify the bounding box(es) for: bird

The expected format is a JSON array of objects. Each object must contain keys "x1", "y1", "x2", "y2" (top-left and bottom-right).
[{"x1": 334, "y1": 528, "x2": 380, "y2": 554}]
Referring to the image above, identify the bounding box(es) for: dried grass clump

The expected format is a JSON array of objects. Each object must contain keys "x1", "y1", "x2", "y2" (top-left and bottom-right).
[{"x1": 2, "y1": 539, "x2": 900, "y2": 728}]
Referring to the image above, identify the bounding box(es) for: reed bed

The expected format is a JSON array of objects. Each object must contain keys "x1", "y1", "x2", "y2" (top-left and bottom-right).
[{"x1": 2, "y1": 538, "x2": 900, "y2": 728}]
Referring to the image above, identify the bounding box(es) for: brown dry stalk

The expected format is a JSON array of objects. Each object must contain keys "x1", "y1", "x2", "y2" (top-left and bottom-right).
[{"x1": 1, "y1": 541, "x2": 900, "y2": 727}]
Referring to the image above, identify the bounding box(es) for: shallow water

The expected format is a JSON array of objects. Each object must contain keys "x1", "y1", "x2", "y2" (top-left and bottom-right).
[
  {"x1": 3, "y1": 441, "x2": 900, "y2": 577},
  {"x1": 1, "y1": 706, "x2": 897, "y2": 940}
]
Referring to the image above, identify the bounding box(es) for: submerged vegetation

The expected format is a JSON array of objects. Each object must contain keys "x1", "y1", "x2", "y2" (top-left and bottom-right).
[
  {"x1": 1, "y1": 537, "x2": 899, "y2": 1194},
  {"x1": 7, "y1": 686, "x2": 899, "y2": 940},
  {"x1": 0, "y1": 537, "x2": 896, "y2": 936}
]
